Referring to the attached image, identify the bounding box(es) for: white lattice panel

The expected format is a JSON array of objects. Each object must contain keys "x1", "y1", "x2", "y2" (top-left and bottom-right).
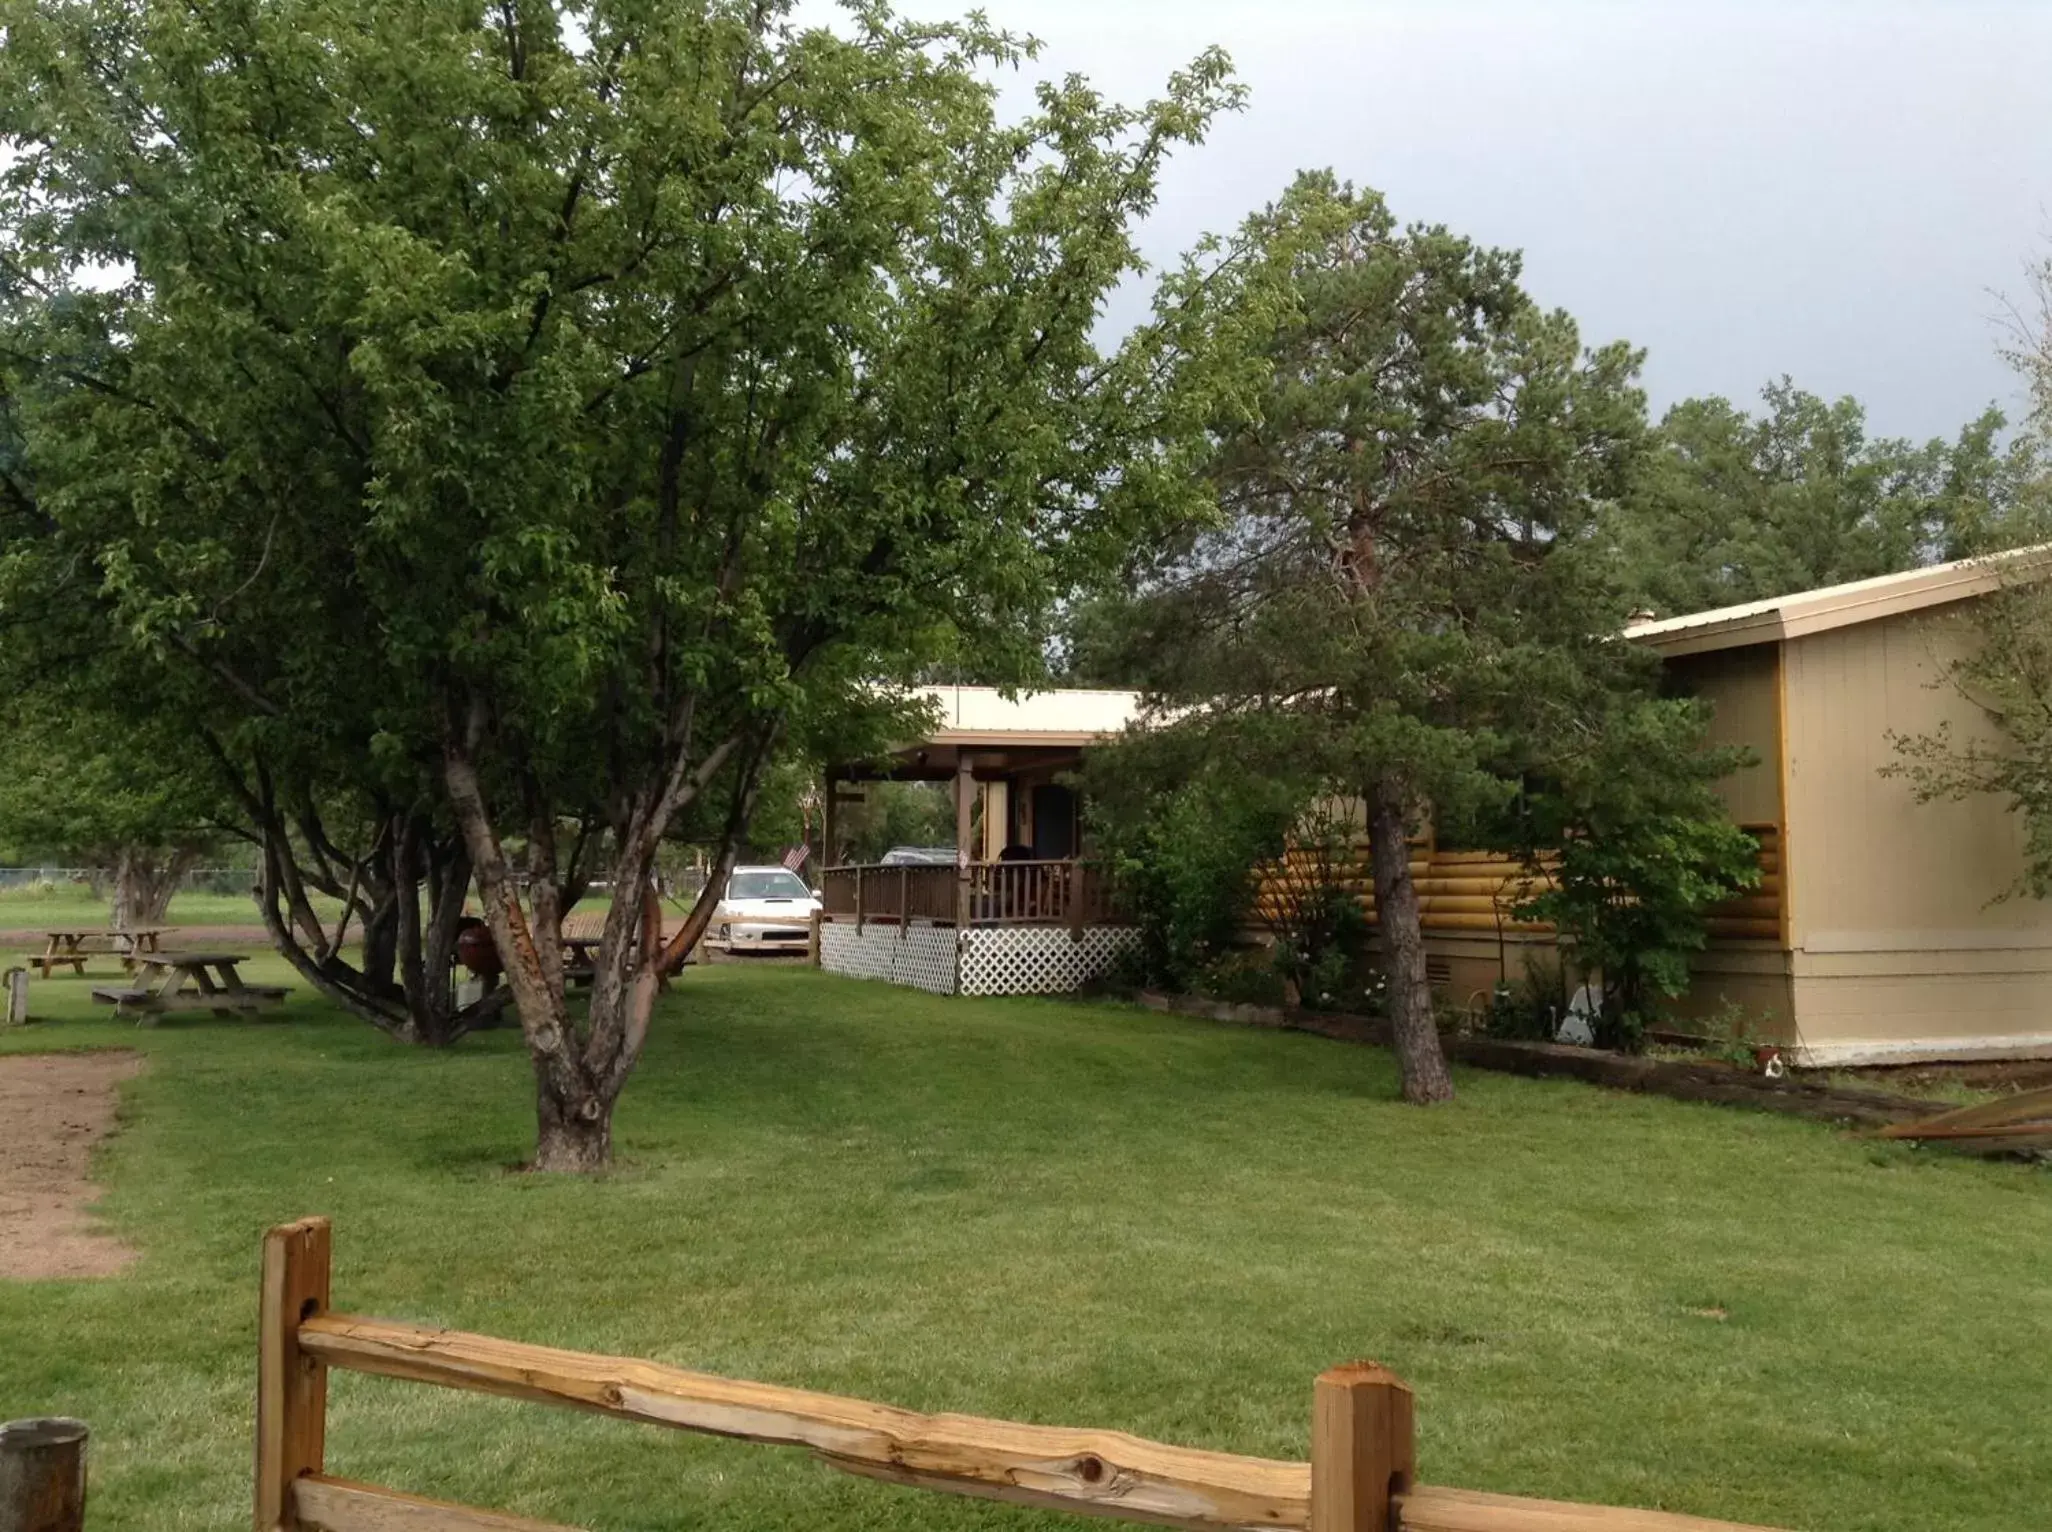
[
  {"x1": 958, "y1": 926, "x2": 1139, "y2": 996},
  {"x1": 819, "y1": 921, "x2": 959, "y2": 995}
]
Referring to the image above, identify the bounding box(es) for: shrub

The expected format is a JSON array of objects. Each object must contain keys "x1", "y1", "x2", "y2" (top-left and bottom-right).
[
  {"x1": 1261, "y1": 808, "x2": 1368, "y2": 1008},
  {"x1": 1481, "y1": 953, "x2": 1570, "y2": 1042},
  {"x1": 1498, "y1": 697, "x2": 1759, "y2": 1050},
  {"x1": 1089, "y1": 756, "x2": 1300, "y2": 992}
]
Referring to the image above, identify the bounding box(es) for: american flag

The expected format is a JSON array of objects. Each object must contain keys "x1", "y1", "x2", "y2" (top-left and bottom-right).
[{"x1": 781, "y1": 844, "x2": 811, "y2": 872}]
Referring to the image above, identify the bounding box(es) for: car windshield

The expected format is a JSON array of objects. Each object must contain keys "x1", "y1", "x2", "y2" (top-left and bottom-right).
[{"x1": 727, "y1": 870, "x2": 812, "y2": 901}]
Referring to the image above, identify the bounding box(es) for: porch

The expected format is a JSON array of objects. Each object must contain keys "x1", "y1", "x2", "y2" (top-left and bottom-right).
[
  {"x1": 820, "y1": 859, "x2": 1120, "y2": 931},
  {"x1": 816, "y1": 687, "x2": 1142, "y2": 995}
]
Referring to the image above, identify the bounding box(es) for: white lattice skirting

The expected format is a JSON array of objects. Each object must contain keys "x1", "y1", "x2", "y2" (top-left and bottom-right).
[
  {"x1": 959, "y1": 925, "x2": 1139, "y2": 996},
  {"x1": 819, "y1": 921, "x2": 960, "y2": 995},
  {"x1": 819, "y1": 921, "x2": 1139, "y2": 997}
]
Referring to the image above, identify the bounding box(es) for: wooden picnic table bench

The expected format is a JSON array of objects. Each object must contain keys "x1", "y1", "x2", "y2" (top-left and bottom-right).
[
  {"x1": 562, "y1": 935, "x2": 600, "y2": 987},
  {"x1": 91, "y1": 950, "x2": 287, "y2": 1024},
  {"x1": 37, "y1": 927, "x2": 171, "y2": 979}
]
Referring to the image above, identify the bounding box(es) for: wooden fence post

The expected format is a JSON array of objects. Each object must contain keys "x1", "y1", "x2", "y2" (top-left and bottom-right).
[
  {"x1": 255, "y1": 1217, "x2": 331, "y2": 1532},
  {"x1": 1311, "y1": 1362, "x2": 1414, "y2": 1532},
  {"x1": 0, "y1": 1418, "x2": 88, "y2": 1532}
]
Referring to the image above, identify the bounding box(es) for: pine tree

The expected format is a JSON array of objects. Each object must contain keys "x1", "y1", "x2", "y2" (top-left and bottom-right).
[{"x1": 1111, "y1": 173, "x2": 1647, "y2": 1102}]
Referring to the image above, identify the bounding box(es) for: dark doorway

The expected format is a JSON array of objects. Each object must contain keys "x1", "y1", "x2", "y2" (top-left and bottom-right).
[{"x1": 1030, "y1": 784, "x2": 1077, "y2": 860}]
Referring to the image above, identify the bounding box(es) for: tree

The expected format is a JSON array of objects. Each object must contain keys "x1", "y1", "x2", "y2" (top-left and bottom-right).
[
  {"x1": 1492, "y1": 695, "x2": 1758, "y2": 1044},
  {"x1": 1611, "y1": 382, "x2": 2010, "y2": 617},
  {"x1": 0, "y1": 0, "x2": 1256, "y2": 1166},
  {"x1": 1886, "y1": 568, "x2": 2052, "y2": 898},
  {"x1": 1082, "y1": 725, "x2": 1306, "y2": 992},
  {"x1": 0, "y1": 706, "x2": 224, "y2": 926},
  {"x1": 1098, "y1": 173, "x2": 1648, "y2": 1103},
  {"x1": 1885, "y1": 260, "x2": 2052, "y2": 893},
  {"x1": 0, "y1": 130, "x2": 499, "y2": 1044},
  {"x1": 0, "y1": 313, "x2": 221, "y2": 926}
]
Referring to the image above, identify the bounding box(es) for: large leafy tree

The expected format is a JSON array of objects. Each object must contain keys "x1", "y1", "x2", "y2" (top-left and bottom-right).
[
  {"x1": 0, "y1": 134, "x2": 549, "y2": 1048},
  {"x1": 1101, "y1": 173, "x2": 1647, "y2": 1102},
  {"x1": 0, "y1": 0, "x2": 1257, "y2": 1167},
  {"x1": 0, "y1": 705, "x2": 225, "y2": 926},
  {"x1": 1611, "y1": 382, "x2": 2021, "y2": 617},
  {"x1": 0, "y1": 324, "x2": 222, "y2": 926}
]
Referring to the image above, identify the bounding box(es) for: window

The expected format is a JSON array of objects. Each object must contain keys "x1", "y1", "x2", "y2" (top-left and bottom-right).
[{"x1": 727, "y1": 870, "x2": 813, "y2": 900}]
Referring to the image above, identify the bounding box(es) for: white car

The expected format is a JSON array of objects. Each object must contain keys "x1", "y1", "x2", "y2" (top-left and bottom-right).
[{"x1": 708, "y1": 866, "x2": 822, "y2": 954}]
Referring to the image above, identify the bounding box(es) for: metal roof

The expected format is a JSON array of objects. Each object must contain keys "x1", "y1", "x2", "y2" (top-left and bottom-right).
[
  {"x1": 912, "y1": 685, "x2": 1144, "y2": 747},
  {"x1": 1623, "y1": 546, "x2": 2052, "y2": 657}
]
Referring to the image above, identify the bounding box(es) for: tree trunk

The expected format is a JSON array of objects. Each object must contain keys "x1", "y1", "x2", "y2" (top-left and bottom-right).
[
  {"x1": 533, "y1": 1074, "x2": 613, "y2": 1172},
  {"x1": 107, "y1": 846, "x2": 196, "y2": 930},
  {"x1": 243, "y1": 807, "x2": 502, "y2": 1046},
  {"x1": 444, "y1": 737, "x2": 622, "y2": 1171},
  {"x1": 359, "y1": 893, "x2": 399, "y2": 995},
  {"x1": 1366, "y1": 779, "x2": 1455, "y2": 1104},
  {"x1": 440, "y1": 706, "x2": 768, "y2": 1171}
]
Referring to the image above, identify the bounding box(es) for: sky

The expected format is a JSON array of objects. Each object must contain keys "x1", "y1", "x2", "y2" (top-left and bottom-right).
[{"x1": 942, "y1": 0, "x2": 2052, "y2": 443}]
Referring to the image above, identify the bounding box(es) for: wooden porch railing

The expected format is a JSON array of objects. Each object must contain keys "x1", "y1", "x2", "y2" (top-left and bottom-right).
[
  {"x1": 256, "y1": 1217, "x2": 1791, "y2": 1532},
  {"x1": 820, "y1": 860, "x2": 1120, "y2": 929}
]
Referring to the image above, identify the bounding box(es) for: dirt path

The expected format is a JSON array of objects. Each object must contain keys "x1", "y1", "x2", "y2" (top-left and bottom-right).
[{"x1": 0, "y1": 1051, "x2": 144, "y2": 1280}]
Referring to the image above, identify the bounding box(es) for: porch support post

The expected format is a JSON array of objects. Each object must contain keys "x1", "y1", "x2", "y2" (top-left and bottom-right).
[
  {"x1": 822, "y1": 771, "x2": 840, "y2": 869},
  {"x1": 955, "y1": 755, "x2": 975, "y2": 928},
  {"x1": 981, "y1": 780, "x2": 1009, "y2": 860}
]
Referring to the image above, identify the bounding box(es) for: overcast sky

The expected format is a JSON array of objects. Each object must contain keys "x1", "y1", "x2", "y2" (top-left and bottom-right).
[{"x1": 945, "y1": 0, "x2": 2052, "y2": 443}]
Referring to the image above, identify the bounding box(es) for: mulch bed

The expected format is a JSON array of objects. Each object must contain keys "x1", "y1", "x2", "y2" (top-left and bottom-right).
[{"x1": 1135, "y1": 991, "x2": 1934, "y2": 1131}]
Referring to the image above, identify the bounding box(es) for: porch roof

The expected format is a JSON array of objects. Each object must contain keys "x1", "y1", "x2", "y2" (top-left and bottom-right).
[
  {"x1": 834, "y1": 685, "x2": 1144, "y2": 781},
  {"x1": 915, "y1": 685, "x2": 1144, "y2": 748}
]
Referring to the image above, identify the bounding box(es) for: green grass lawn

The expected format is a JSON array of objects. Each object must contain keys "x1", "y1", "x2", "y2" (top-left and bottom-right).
[
  {"x1": 0, "y1": 883, "x2": 658, "y2": 936},
  {"x1": 0, "y1": 883, "x2": 286, "y2": 932},
  {"x1": 3, "y1": 966, "x2": 2049, "y2": 1532}
]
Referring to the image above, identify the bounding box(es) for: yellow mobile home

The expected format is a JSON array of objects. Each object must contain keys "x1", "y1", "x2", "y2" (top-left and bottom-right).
[{"x1": 1630, "y1": 552, "x2": 2052, "y2": 1066}]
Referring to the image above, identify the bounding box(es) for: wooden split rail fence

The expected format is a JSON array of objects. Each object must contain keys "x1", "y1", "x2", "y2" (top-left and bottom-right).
[{"x1": 257, "y1": 1218, "x2": 1789, "y2": 1532}]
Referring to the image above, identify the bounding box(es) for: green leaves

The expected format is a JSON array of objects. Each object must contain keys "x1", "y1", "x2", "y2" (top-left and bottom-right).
[
  {"x1": 1611, "y1": 383, "x2": 2025, "y2": 617},
  {"x1": 1, "y1": 0, "x2": 1262, "y2": 1125},
  {"x1": 1106, "y1": 171, "x2": 1651, "y2": 814},
  {"x1": 1502, "y1": 695, "x2": 1761, "y2": 1024},
  {"x1": 1, "y1": 0, "x2": 1249, "y2": 797}
]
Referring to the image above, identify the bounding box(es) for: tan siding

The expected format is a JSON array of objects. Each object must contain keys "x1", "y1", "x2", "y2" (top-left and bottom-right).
[
  {"x1": 1783, "y1": 610, "x2": 2043, "y2": 944},
  {"x1": 1665, "y1": 644, "x2": 1783, "y2": 826},
  {"x1": 1663, "y1": 946, "x2": 1796, "y2": 1043},
  {"x1": 1254, "y1": 843, "x2": 1548, "y2": 936},
  {"x1": 1420, "y1": 933, "x2": 1560, "y2": 1013},
  {"x1": 1780, "y1": 606, "x2": 2052, "y2": 1060}
]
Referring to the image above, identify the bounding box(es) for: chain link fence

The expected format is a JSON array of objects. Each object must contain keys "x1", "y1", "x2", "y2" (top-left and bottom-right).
[{"x1": 0, "y1": 866, "x2": 257, "y2": 894}]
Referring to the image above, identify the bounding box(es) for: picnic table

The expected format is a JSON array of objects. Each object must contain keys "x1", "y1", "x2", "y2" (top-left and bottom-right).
[
  {"x1": 558, "y1": 930, "x2": 695, "y2": 982},
  {"x1": 37, "y1": 927, "x2": 170, "y2": 979},
  {"x1": 91, "y1": 951, "x2": 287, "y2": 1023},
  {"x1": 562, "y1": 936, "x2": 600, "y2": 988}
]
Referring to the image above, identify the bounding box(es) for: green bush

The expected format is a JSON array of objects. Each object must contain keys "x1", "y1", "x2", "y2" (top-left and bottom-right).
[
  {"x1": 1498, "y1": 697, "x2": 1759, "y2": 1050},
  {"x1": 1261, "y1": 810, "x2": 1368, "y2": 1008},
  {"x1": 1200, "y1": 947, "x2": 1290, "y2": 1007},
  {"x1": 1481, "y1": 953, "x2": 1569, "y2": 1042},
  {"x1": 1090, "y1": 764, "x2": 1298, "y2": 993}
]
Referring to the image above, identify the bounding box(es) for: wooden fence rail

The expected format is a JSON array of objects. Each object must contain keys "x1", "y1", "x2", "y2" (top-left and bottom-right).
[{"x1": 257, "y1": 1218, "x2": 1787, "y2": 1532}]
